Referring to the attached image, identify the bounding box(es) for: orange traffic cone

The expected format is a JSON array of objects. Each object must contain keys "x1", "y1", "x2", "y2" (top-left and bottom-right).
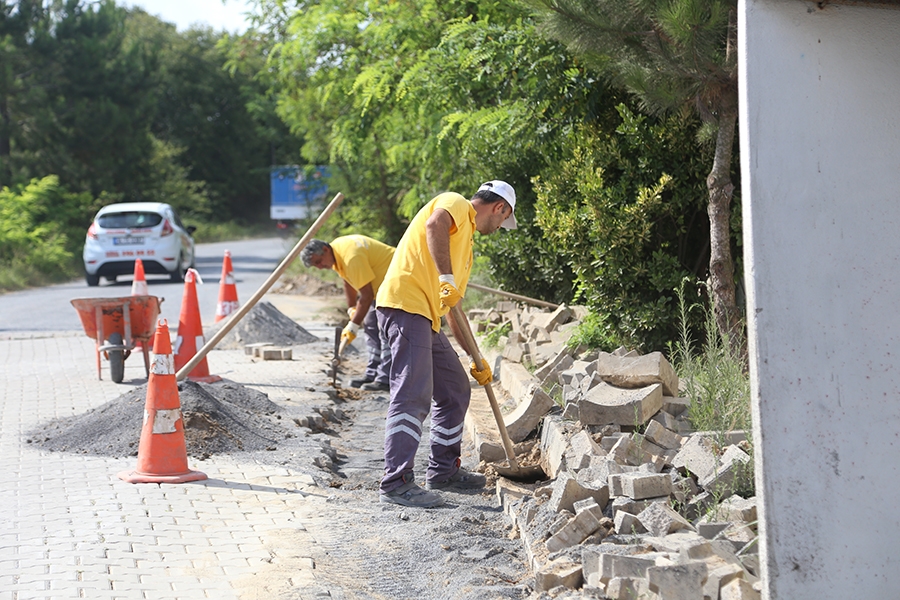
[
  {"x1": 173, "y1": 269, "x2": 221, "y2": 383},
  {"x1": 215, "y1": 250, "x2": 239, "y2": 322},
  {"x1": 131, "y1": 259, "x2": 148, "y2": 296},
  {"x1": 118, "y1": 318, "x2": 207, "y2": 484}
]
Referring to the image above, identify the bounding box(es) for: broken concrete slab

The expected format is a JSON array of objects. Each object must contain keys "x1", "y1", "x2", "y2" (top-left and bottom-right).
[
  {"x1": 579, "y1": 382, "x2": 664, "y2": 427},
  {"x1": 545, "y1": 503, "x2": 606, "y2": 553},
  {"x1": 547, "y1": 472, "x2": 610, "y2": 515},
  {"x1": 504, "y1": 386, "x2": 555, "y2": 443},
  {"x1": 606, "y1": 576, "x2": 653, "y2": 600},
  {"x1": 720, "y1": 577, "x2": 761, "y2": 600},
  {"x1": 499, "y1": 361, "x2": 538, "y2": 403},
  {"x1": 566, "y1": 430, "x2": 605, "y2": 471},
  {"x1": 613, "y1": 510, "x2": 646, "y2": 536},
  {"x1": 644, "y1": 419, "x2": 684, "y2": 450},
  {"x1": 637, "y1": 503, "x2": 696, "y2": 537},
  {"x1": 534, "y1": 349, "x2": 574, "y2": 383},
  {"x1": 534, "y1": 557, "x2": 582, "y2": 592},
  {"x1": 699, "y1": 445, "x2": 753, "y2": 499},
  {"x1": 540, "y1": 416, "x2": 571, "y2": 479},
  {"x1": 617, "y1": 472, "x2": 674, "y2": 500},
  {"x1": 647, "y1": 562, "x2": 707, "y2": 600},
  {"x1": 529, "y1": 304, "x2": 573, "y2": 334},
  {"x1": 671, "y1": 434, "x2": 718, "y2": 481},
  {"x1": 594, "y1": 351, "x2": 679, "y2": 396}
]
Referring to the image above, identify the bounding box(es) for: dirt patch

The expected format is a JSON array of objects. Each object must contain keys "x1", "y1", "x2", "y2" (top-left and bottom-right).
[
  {"x1": 27, "y1": 380, "x2": 298, "y2": 460},
  {"x1": 273, "y1": 272, "x2": 343, "y2": 296},
  {"x1": 207, "y1": 300, "x2": 320, "y2": 349}
]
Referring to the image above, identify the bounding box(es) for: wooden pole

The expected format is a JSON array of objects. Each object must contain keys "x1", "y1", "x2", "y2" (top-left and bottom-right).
[
  {"x1": 449, "y1": 304, "x2": 520, "y2": 471},
  {"x1": 176, "y1": 192, "x2": 344, "y2": 381},
  {"x1": 466, "y1": 282, "x2": 559, "y2": 310}
]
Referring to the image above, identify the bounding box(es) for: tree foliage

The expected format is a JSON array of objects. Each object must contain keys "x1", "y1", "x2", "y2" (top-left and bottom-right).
[
  {"x1": 523, "y1": 0, "x2": 744, "y2": 346},
  {"x1": 535, "y1": 105, "x2": 711, "y2": 349},
  {"x1": 0, "y1": 175, "x2": 95, "y2": 281}
]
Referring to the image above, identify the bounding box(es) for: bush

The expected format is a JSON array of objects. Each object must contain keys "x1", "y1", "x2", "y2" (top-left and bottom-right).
[
  {"x1": 533, "y1": 106, "x2": 712, "y2": 351},
  {"x1": 0, "y1": 176, "x2": 97, "y2": 289}
]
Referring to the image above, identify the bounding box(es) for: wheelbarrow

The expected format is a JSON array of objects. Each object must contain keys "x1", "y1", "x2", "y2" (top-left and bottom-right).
[{"x1": 70, "y1": 296, "x2": 162, "y2": 383}]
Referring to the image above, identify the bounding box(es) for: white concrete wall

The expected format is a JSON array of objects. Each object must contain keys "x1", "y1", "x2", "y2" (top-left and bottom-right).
[{"x1": 740, "y1": 2, "x2": 900, "y2": 597}]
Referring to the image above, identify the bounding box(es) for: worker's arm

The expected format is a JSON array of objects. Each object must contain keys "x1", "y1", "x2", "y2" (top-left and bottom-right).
[
  {"x1": 445, "y1": 305, "x2": 475, "y2": 357},
  {"x1": 343, "y1": 280, "x2": 357, "y2": 309},
  {"x1": 351, "y1": 283, "x2": 375, "y2": 325},
  {"x1": 426, "y1": 208, "x2": 454, "y2": 276}
]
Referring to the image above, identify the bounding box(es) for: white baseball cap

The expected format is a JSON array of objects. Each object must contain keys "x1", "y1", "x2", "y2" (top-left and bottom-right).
[{"x1": 477, "y1": 180, "x2": 517, "y2": 229}]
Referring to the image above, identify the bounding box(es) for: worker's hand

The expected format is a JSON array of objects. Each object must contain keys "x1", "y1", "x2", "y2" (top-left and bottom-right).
[
  {"x1": 341, "y1": 321, "x2": 360, "y2": 345},
  {"x1": 439, "y1": 282, "x2": 462, "y2": 309},
  {"x1": 470, "y1": 358, "x2": 492, "y2": 386},
  {"x1": 347, "y1": 306, "x2": 356, "y2": 320}
]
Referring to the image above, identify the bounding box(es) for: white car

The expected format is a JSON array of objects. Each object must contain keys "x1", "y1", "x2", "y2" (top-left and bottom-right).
[{"x1": 82, "y1": 202, "x2": 196, "y2": 287}]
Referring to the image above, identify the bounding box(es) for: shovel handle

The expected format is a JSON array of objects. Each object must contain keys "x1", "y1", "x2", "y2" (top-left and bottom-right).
[{"x1": 449, "y1": 304, "x2": 520, "y2": 470}]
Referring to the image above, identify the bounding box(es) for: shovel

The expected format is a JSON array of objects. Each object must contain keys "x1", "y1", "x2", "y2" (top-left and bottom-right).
[
  {"x1": 331, "y1": 327, "x2": 350, "y2": 386},
  {"x1": 449, "y1": 304, "x2": 544, "y2": 481}
]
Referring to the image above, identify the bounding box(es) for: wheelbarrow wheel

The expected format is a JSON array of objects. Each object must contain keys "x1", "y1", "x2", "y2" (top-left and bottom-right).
[{"x1": 108, "y1": 332, "x2": 125, "y2": 383}]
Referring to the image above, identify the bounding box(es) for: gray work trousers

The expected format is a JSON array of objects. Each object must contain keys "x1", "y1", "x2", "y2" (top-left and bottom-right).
[
  {"x1": 376, "y1": 307, "x2": 470, "y2": 493},
  {"x1": 363, "y1": 301, "x2": 391, "y2": 384}
]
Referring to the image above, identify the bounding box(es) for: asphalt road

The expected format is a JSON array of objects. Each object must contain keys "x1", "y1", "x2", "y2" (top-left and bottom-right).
[{"x1": 0, "y1": 237, "x2": 298, "y2": 334}]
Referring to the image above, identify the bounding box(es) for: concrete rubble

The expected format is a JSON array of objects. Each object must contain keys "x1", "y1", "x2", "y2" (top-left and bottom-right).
[{"x1": 466, "y1": 302, "x2": 759, "y2": 600}]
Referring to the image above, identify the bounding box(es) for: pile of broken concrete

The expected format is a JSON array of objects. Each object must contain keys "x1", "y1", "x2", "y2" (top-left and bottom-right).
[{"x1": 466, "y1": 302, "x2": 759, "y2": 600}]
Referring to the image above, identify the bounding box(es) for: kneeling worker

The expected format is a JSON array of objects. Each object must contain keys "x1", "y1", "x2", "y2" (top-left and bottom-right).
[
  {"x1": 375, "y1": 180, "x2": 517, "y2": 507},
  {"x1": 301, "y1": 235, "x2": 395, "y2": 391}
]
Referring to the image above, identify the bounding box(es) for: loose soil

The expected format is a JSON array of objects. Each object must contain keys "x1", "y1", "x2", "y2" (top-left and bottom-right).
[{"x1": 30, "y1": 277, "x2": 545, "y2": 600}]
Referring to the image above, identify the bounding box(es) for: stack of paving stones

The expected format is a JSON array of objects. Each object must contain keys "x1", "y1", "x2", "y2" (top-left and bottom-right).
[{"x1": 467, "y1": 303, "x2": 759, "y2": 600}]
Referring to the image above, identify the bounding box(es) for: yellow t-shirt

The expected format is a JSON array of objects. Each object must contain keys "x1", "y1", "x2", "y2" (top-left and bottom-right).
[
  {"x1": 376, "y1": 192, "x2": 475, "y2": 331},
  {"x1": 330, "y1": 235, "x2": 395, "y2": 295}
]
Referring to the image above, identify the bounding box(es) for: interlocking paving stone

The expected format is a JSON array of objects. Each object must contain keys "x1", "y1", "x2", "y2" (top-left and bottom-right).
[{"x1": 1, "y1": 332, "x2": 333, "y2": 599}]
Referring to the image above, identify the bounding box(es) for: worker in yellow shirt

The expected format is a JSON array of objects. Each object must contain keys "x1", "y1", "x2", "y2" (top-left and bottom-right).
[
  {"x1": 375, "y1": 180, "x2": 517, "y2": 508},
  {"x1": 301, "y1": 235, "x2": 395, "y2": 391}
]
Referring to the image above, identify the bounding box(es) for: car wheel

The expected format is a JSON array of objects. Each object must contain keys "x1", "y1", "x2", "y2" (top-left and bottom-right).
[
  {"x1": 170, "y1": 254, "x2": 185, "y2": 282},
  {"x1": 86, "y1": 273, "x2": 100, "y2": 287}
]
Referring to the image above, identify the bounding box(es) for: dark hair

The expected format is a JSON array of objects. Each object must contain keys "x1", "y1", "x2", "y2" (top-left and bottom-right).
[
  {"x1": 471, "y1": 189, "x2": 506, "y2": 206},
  {"x1": 300, "y1": 239, "x2": 330, "y2": 267}
]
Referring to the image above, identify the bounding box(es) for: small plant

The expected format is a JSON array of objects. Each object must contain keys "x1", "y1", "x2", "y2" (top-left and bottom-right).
[
  {"x1": 480, "y1": 320, "x2": 512, "y2": 350},
  {"x1": 671, "y1": 278, "x2": 754, "y2": 498},
  {"x1": 564, "y1": 312, "x2": 622, "y2": 352},
  {"x1": 671, "y1": 279, "x2": 751, "y2": 438}
]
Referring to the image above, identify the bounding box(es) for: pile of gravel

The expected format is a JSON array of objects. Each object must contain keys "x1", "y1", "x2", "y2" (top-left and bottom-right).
[
  {"x1": 208, "y1": 300, "x2": 319, "y2": 350},
  {"x1": 27, "y1": 380, "x2": 295, "y2": 460}
]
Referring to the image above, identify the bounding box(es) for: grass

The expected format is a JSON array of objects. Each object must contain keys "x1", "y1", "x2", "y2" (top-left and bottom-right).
[
  {"x1": 670, "y1": 279, "x2": 751, "y2": 437},
  {"x1": 670, "y1": 278, "x2": 755, "y2": 503}
]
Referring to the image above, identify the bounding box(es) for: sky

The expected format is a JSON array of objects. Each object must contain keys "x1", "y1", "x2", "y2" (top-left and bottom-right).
[{"x1": 119, "y1": 0, "x2": 254, "y2": 33}]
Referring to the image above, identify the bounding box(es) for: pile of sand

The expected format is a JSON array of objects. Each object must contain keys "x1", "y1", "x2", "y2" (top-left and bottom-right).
[
  {"x1": 207, "y1": 300, "x2": 320, "y2": 350},
  {"x1": 27, "y1": 380, "x2": 295, "y2": 460}
]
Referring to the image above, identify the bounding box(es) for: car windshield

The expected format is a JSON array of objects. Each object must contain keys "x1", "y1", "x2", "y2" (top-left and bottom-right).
[{"x1": 97, "y1": 211, "x2": 163, "y2": 229}]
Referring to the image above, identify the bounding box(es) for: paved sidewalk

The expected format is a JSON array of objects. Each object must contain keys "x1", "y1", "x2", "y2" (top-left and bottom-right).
[{"x1": 0, "y1": 304, "x2": 344, "y2": 600}]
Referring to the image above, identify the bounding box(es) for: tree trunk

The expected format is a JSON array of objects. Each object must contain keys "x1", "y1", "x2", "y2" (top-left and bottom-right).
[{"x1": 706, "y1": 91, "x2": 742, "y2": 349}]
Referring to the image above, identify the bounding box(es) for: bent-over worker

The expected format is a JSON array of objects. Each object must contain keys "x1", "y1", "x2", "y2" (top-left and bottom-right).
[
  {"x1": 375, "y1": 180, "x2": 517, "y2": 508},
  {"x1": 301, "y1": 235, "x2": 395, "y2": 391}
]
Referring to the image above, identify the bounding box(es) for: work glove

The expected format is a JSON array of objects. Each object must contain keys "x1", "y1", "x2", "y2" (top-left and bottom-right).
[
  {"x1": 341, "y1": 321, "x2": 360, "y2": 345},
  {"x1": 347, "y1": 306, "x2": 356, "y2": 320},
  {"x1": 438, "y1": 274, "x2": 461, "y2": 309},
  {"x1": 470, "y1": 358, "x2": 492, "y2": 386}
]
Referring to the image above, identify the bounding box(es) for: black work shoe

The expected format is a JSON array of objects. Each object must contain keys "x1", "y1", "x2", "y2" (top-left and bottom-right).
[
  {"x1": 425, "y1": 468, "x2": 487, "y2": 491},
  {"x1": 361, "y1": 380, "x2": 390, "y2": 392},
  {"x1": 379, "y1": 482, "x2": 444, "y2": 508},
  {"x1": 349, "y1": 376, "x2": 374, "y2": 388}
]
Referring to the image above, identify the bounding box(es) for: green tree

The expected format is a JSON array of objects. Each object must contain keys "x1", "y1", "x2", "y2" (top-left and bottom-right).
[
  {"x1": 534, "y1": 106, "x2": 711, "y2": 349},
  {"x1": 524, "y1": 0, "x2": 743, "y2": 345}
]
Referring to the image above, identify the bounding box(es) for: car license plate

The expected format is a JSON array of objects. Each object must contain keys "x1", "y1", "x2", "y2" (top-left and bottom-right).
[{"x1": 113, "y1": 236, "x2": 144, "y2": 245}]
